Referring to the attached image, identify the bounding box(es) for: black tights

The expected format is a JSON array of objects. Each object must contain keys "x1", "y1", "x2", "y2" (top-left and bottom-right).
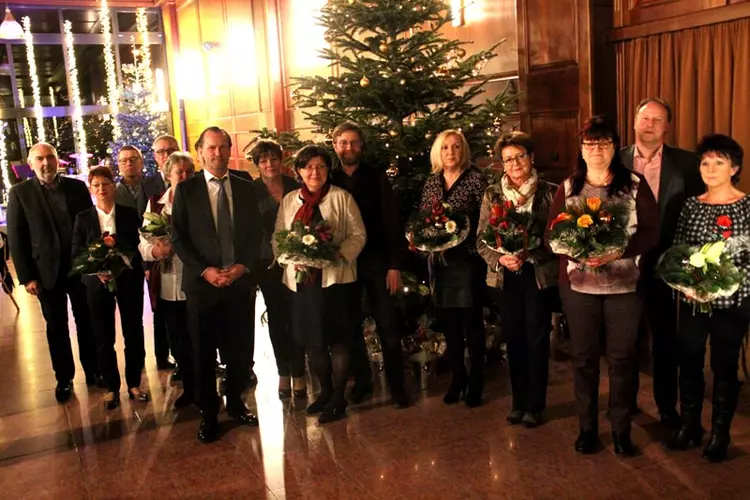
[{"x1": 308, "y1": 344, "x2": 350, "y2": 406}]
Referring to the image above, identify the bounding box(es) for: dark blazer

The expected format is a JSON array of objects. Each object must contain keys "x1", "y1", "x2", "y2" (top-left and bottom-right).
[
  {"x1": 171, "y1": 172, "x2": 261, "y2": 297},
  {"x1": 621, "y1": 144, "x2": 703, "y2": 262},
  {"x1": 115, "y1": 174, "x2": 166, "y2": 218},
  {"x1": 7, "y1": 176, "x2": 92, "y2": 289},
  {"x1": 71, "y1": 204, "x2": 144, "y2": 289},
  {"x1": 229, "y1": 169, "x2": 252, "y2": 181}
]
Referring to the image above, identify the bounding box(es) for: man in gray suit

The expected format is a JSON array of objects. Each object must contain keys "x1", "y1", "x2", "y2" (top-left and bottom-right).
[
  {"x1": 114, "y1": 145, "x2": 165, "y2": 219},
  {"x1": 621, "y1": 97, "x2": 704, "y2": 429}
]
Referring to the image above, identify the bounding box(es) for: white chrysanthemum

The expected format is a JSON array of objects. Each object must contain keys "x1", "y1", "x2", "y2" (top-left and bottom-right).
[
  {"x1": 302, "y1": 234, "x2": 317, "y2": 246},
  {"x1": 689, "y1": 252, "x2": 706, "y2": 268},
  {"x1": 445, "y1": 220, "x2": 457, "y2": 234}
]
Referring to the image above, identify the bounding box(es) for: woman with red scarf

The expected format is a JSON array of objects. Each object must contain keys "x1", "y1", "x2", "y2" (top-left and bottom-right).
[{"x1": 273, "y1": 145, "x2": 366, "y2": 424}]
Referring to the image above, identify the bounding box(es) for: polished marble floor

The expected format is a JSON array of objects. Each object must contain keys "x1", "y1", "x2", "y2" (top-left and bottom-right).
[{"x1": 1, "y1": 281, "x2": 750, "y2": 500}]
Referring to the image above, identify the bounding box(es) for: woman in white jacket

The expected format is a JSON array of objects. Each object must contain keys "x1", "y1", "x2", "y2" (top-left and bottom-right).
[{"x1": 274, "y1": 145, "x2": 366, "y2": 424}]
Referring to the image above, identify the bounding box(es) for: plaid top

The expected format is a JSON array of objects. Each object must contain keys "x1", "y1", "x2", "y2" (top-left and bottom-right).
[{"x1": 673, "y1": 195, "x2": 750, "y2": 309}]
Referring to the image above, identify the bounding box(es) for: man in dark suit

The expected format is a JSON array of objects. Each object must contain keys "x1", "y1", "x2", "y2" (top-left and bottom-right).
[
  {"x1": 621, "y1": 97, "x2": 704, "y2": 428},
  {"x1": 6, "y1": 143, "x2": 100, "y2": 402},
  {"x1": 172, "y1": 126, "x2": 262, "y2": 443},
  {"x1": 151, "y1": 134, "x2": 179, "y2": 193},
  {"x1": 116, "y1": 144, "x2": 174, "y2": 370}
]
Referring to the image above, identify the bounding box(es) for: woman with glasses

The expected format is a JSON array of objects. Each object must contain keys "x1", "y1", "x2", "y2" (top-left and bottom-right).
[
  {"x1": 545, "y1": 116, "x2": 659, "y2": 455},
  {"x1": 420, "y1": 130, "x2": 488, "y2": 408},
  {"x1": 477, "y1": 131, "x2": 558, "y2": 428},
  {"x1": 273, "y1": 145, "x2": 366, "y2": 424}
]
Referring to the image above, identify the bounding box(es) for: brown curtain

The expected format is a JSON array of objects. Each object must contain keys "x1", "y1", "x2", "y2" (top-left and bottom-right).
[{"x1": 616, "y1": 18, "x2": 750, "y2": 192}]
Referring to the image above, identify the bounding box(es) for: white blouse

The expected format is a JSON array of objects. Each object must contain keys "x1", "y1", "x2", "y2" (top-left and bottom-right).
[{"x1": 273, "y1": 185, "x2": 366, "y2": 292}]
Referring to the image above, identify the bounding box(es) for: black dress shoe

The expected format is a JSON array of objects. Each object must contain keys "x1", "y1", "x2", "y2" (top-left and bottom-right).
[
  {"x1": 318, "y1": 404, "x2": 347, "y2": 424},
  {"x1": 522, "y1": 412, "x2": 542, "y2": 429},
  {"x1": 306, "y1": 391, "x2": 333, "y2": 415},
  {"x1": 507, "y1": 409, "x2": 524, "y2": 425},
  {"x1": 247, "y1": 370, "x2": 258, "y2": 388},
  {"x1": 157, "y1": 359, "x2": 176, "y2": 370},
  {"x1": 659, "y1": 408, "x2": 682, "y2": 430},
  {"x1": 278, "y1": 388, "x2": 292, "y2": 399},
  {"x1": 170, "y1": 365, "x2": 183, "y2": 383},
  {"x1": 613, "y1": 431, "x2": 635, "y2": 456},
  {"x1": 293, "y1": 388, "x2": 307, "y2": 399},
  {"x1": 197, "y1": 417, "x2": 219, "y2": 443},
  {"x1": 55, "y1": 381, "x2": 73, "y2": 403},
  {"x1": 349, "y1": 382, "x2": 373, "y2": 404},
  {"x1": 173, "y1": 392, "x2": 194, "y2": 409},
  {"x1": 227, "y1": 406, "x2": 259, "y2": 427},
  {"x1": 128, "y1": 388, "x2": 150, "y2": 402},
  {"x1": 391, "y1": 386, "x2": 410, "y2": 409},
  {"x1": 575, "y1": 429, "x2": 599, "y2": 454},
  {"x1": 85, "y1": 373, "x2": 105, "y2": 388},
  {"x1": 102, "y1": 392, "x2": 120, "y2": 410}
]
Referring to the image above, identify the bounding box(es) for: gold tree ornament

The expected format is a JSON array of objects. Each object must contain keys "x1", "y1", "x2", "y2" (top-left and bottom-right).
[
  {"x1": 389, "y1": 129, "x2": 399, "y2": 137},
  {"x1": 399, "y1": 79, "x2": 406, "y2": 85},
  {"x1": 359, "y1": 76, "x2": 370, "y2": 87},
  {"x1": 379, "y1": 42, "x2": 389, "y2": 53},
  {"x1": 316, "y1": 100, "x2": 324, "y2": 106},
  {"x1": 425, "y1": 132, "x2": 432, "y2": 140}
]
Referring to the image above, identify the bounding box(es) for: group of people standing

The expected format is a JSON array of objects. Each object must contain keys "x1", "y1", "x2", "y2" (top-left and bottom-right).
[{"x1": 6, "y1": 97, "x2": 749, "y2": 462}]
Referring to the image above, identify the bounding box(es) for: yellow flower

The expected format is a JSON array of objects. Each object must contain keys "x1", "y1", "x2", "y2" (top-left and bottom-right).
[
  {"x1": 586, "y1": 197, "x2": 602, "y2": 212},
  {"x1": 577, "y1": 215, "x2": 594, "y2": 228},
  {"x1": 445, "y1": 220, "x2": 457, "y2": 234},
  {"x1": 701, "y1": 241, "x2": 725, "y2": 265}
]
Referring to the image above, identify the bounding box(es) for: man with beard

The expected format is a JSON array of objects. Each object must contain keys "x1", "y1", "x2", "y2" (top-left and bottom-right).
[
  {"x1": 7, "y1": 143, "x2": 100, "y2": 401},
  {"x1": 331, "y1": 121, "x2": 410, "y2": 408},
  {"x1": 621, "y1": 97, "x2": 703, "y2": 428},
  {"x1": 171, "y1": 126, "x2": 261, "y2": 442}
]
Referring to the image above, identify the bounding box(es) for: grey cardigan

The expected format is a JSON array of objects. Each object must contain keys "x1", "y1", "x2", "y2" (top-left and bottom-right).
[{"x1": 476, "y1": 179, "x2": 558, "y2": 289}]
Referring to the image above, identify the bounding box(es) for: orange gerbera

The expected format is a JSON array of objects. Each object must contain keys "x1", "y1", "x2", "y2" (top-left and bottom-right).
[
  {"x1": 577, "y1": 214, "x2": 594, "y2": 228},
  {"x1": 586, "y1": 197, "x2": 602, "y2": 212},
  {"x1": 549, "y1": 212, "x2": 573, "y2": 230}
]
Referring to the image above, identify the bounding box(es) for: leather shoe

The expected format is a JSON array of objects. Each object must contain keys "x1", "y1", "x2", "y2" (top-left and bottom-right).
[
  {"x1": 85, "y1": 373, "x2": 106, "y2": 388},
  {"x1": 170, "y1": 365, "x2": 183, "y2": 383},
  {"x1": 102, "y1": 392, "x2": 120, "y2": 410},
  {"x1": 227, "y1": 406, "x2": 259, "y2": 427},
  {"x1": 173, "y1": 392, "x2": 194, "y2": 409},
  {"x1": 613, "y1": 431, "x2": 636, "y2": 456},
  {"x1": 318, "y1": 404, "x2": 347, "y2": 424},
  {"x1": 659, "y1": 408, "x2": 682, "y2": 430},
  {"x1": 522, "y1": 412, "x2": 542, "y2": 429},
  {"x1": 506, "y1": 409, "x2": 524, "y2": 425},
  {"x1": 575, "y1": 429, "x2": 599, "y2": 454},
  {"x1": 157, "y1": 359, "x2": 176, "y2": 370},
  {"x1": 55, "y1": 381, "x2": 73, "y2": 403},
  {"x1": 391, "y1": 386, "x2": 410, "y2": 409},
  {"x1": 247, "y1": 370, "x2": 258, "y2": 388},
  {"x1": 349, "y1": 382, "x2": 373, "y2": 404},
  {"x1": 197, "y1": 416, "x2": 219, "y2": 443}
]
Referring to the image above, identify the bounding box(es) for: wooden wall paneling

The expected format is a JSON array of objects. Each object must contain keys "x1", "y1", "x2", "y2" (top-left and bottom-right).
[
  {"x1": 224, "y1": 0, "x2": 262, "y2": 119},
  {"x1": 198, "y1": 0, "x2": 231, "y2": 121},
  {"x1": 529, "y1": 111, "x2": 580, "y2": 183},
  {"x1": 592, "y1": 0, "x2": 617, "y2": 119},
  {"x1": 160, "y1": 1, "x2": 183, "y2": 146},
  {"x1": 526, "y1": 0, "x2": 579, "y2": 66},
  {"x1": 176, "y1": 0, "x2": 207, "y2": 142}
]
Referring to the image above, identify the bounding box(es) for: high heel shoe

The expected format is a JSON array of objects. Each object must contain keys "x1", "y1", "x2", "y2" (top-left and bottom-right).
[
  {"x1": 103, "y1": 392, "x2": 120, "y2": 410},
  {"x1": 665, "y1": 424, "x2": 704, "y2": 450},
  {"x1": 443, "y1": 373, "x2": 468, "y2": 405},
  {"x1": 292, "y1": 377, "x2": 307, "y2": 399},
  {"x1": 128, "y1": 388, "x2": 149, "y2": 403},
  {"x1": 278, "y1": 376, "x2": 292, "y2": 399}
]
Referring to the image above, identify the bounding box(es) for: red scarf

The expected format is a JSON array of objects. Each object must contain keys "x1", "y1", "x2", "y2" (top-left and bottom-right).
[{"x1": 293, "y1": 183, "x2": 330, "y2": 225}]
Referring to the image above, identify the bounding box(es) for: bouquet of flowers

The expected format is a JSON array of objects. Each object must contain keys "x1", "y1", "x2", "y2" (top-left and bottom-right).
[
  {"x1": 480, "y1": 199, "x2": 541, "y2": 256},
  {"x1": 362, "y1": 317, "x2": 383, "y2": 363},
  {"x1": 406, "y1": 202, "x2": 470, "y2": 260},
  {"x1": 657, "y1": 236, "x2": 747, "y2": 314},
  {"x1": 69, "y1": 232, "x2": 134, "y2": 292},
  {"x1": 274, "y1": 220, "x2": 339, "y2": 283},
  {"x1": 547, "y1": 196, "x2": 630, "y2": 266},
  {"x1": 402, "y1": 315, "x2": 447, "y2": 365},
  {"x1": 139, "y1": 211, "x2": 173, "y2": 272}
]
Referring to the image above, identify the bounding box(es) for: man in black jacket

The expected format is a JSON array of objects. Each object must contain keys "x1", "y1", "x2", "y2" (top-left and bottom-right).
[
  {"x1": 331, "y1": 121, "x2": 410, "y2": 409},
  {"x1": 621, "y1": 97, "x2": 704, "y2": 428},
  {"x1": 7, "y1": 143, "x2": 99, "y2": 402},
  {"x1": 171, "y1": 127, "x2": 262, "y2": 443}
]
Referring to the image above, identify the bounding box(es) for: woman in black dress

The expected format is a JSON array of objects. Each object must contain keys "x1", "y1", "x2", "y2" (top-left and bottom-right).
[
  {"x1": 665, "y1": 134, "x2": 750, "y2": 462},
  {"x1": 419, "y1": 129, "x2": 488, "y2": 407}
]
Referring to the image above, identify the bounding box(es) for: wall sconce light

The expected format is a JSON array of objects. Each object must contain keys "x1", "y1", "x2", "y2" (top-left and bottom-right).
[
  {"x1": 0, "y1": 6, "x2": 24, "y2": 40},
  {"x1": 450, "y1": 0, "x2": 464, "y2": 27},
  {"x1": 202, "y1": 41, "x2": 221, "y2": 52}
]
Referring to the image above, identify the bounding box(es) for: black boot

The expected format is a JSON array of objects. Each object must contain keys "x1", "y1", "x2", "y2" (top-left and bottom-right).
[
  {"x1": 665, "y1": 375, "x2": 705, "y2": 451},
  {"x1": 612, "y1": 429, "x2": 635, "y2": 456},
  {"x1": 465, "y1": 367, "x2": 483, "y2": 408},
  {"x1": 702, "y1": 379, "x2": 741, "y2": 463},
  {"x1": 443, "y1": 369, "x2": 468, "y2": 405}
]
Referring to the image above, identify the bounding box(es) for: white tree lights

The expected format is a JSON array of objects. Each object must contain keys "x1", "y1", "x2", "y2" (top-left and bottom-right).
[
  {"x1": 22, "y1": 16, "x2": 45, "y2": 143},
  {"x1": 63, "y1": 20, "x2": 88, "y2": 174},
  {"x1": 0, "y1": 121, "x2": 10, "y2": 205},
  {"x1": 100, "y1": 0, "x2": 120, "y2": 141}
]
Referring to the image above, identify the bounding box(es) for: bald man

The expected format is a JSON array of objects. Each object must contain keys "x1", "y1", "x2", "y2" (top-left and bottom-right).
[{"x1": 7, "y1": 143, "x2": 101, "y2": 402}]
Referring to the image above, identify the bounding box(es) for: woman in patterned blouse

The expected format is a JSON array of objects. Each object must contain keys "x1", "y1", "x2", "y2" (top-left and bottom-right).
[
  {"x1": 665, "y1": 134, "x2": 749, "y2": 463},
  {"x1": 419, "y1": 130, "x2": 488, "y2": 407}
]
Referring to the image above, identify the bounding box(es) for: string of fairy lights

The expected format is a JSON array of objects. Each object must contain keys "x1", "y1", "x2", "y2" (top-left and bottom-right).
[
  {"x1": 101, "y1": 0, "x2": 121, "y2": 141},
  {"x1": 22, "y1": 16, "x2": 45, "y2": 143},
  {"x1": 0, "y1": 121, "x2": 10, "y2": 205},
  {"x1": 63, "y1": 19, "x2": 89, "y2": 175}
]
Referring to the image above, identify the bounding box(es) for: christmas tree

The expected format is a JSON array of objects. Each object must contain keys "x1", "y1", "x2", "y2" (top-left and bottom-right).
[
  {"x1": 109, "y1": 63, "x2": 169, "y2": 177},
  {"x1": 290, "y1": 0, "x2": 516, "y2": 211}
]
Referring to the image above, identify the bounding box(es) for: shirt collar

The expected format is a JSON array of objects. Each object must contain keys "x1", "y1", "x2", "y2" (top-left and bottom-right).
[
  {"x1": 37, "y1": 174, "x2": 60, "y2": 188},
  {"x1": 96, "y1": 204, "x2": 116, "y2": 217},
  {"x1": 158, "y1": 187, "x2": 171, "y2": 205},
  {"x1": 203, "y1": 169, "x2": 230, "y2": 183},
  {"x1": 634, "y1": 144, "x2": 664, "y2": 161}
]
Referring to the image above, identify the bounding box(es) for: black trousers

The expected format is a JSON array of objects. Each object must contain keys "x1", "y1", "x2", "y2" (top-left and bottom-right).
[
  {"x1": 255, "y1": 260, "x2": 305, "y2": 378},
  {"x1": 86, "y1": 272, "x2": 145, "y2": 392},
  {"x1": 440, "y1": 305, "x2": 485, "y2": 381},
  {"x1": 349, "y1": 253, "x2": 405, "y2": 390},
  {"x1": 638, "y1": 276, "x2": 679, "y2": 413},
  {"x1": 188, "y1": 285, "x2": 255, "y2": 416},
  {"x1": 561, "y1": 287, "x2": 642, "y2": 434},
  {"x1": 158, "y1": 298, "x2": 193, "y2": 396},
  {"x1": 495, "y1": 264, "x2": 552, "y2": 413},
  {"x1": 153, "y1": 305, "x2": 171, "y2": 364},
  {"x1": 37, "y1": 273, "x2": 98, "y2": 383}
]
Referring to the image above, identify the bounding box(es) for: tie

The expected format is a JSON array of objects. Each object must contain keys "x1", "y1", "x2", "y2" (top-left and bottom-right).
[{"x1": 211, "y1": 177, "x2": 235, "y2": 268}]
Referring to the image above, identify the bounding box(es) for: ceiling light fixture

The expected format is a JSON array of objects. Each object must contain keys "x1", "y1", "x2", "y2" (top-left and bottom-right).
[{"x1": 0, "y1": 6, "x2": 24, "y2": 40}]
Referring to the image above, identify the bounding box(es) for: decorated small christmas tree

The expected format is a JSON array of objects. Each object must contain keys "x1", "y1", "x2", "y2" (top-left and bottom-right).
[{"x1": 290, "y1": 0, "x2": 516, "y2": 210}]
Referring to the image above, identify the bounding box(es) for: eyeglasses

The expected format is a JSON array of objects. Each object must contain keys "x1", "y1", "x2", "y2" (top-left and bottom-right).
[
  {"x1": 336, "y1": 140, "x2": 361, "y2": 149},
  {"x1": 155, "y1": 148, "x2": 178, "y2": 156},
  {"x1": 502, "y1": 153, "x2": 529, "y2": 165},
  {"x1": 582, "y1": 140, "x2": 613, "y2": 150},
  {"x1": 119, "y1": 157, "x2": 141, "y2": 164}
]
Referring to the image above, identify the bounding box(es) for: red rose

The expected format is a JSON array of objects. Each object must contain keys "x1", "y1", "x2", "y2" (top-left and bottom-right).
[
  {"x1": 717, "y1": 215, "x2": 732, "y2": 228},
  {"x1": 490, "y1": 203, "x2": 503, "y2": 218},
  {"x1": 504, "y1": 200, "x2": 514, "y2": 210},
  {"x1": 722, "y1": 230, "x2": 733, "y2": 239},
  {"x1": 500, "y1": 221, "x2": 510, "y2": 230},
  {"x1": 102, "y1": 234, "x2": 116, "y2": 248},
  {"x1": 424, "y1": 217, "x2": 431, "y2": 224},
  {"x1": 489, "y1": 216, "x2": 498, "y2": 226}
]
